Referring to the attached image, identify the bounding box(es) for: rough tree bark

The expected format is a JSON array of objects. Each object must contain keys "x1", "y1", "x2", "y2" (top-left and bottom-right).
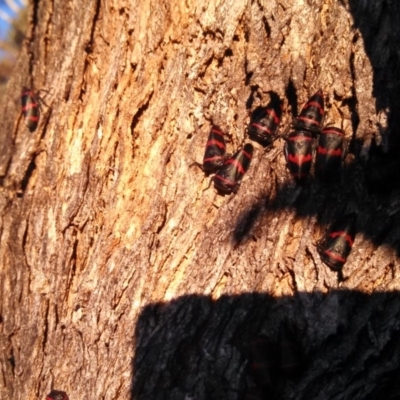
[{"x1": 1, "y1": 0, "x2": 400, "y2": 399}]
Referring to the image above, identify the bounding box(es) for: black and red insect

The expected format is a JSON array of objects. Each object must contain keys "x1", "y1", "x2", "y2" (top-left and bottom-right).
[
  {"x1": 46, "y1": 390, "x2": 69, "y2": 400},
  {"x1": 214, "y1": 143, "x2": 253, "y2": 194},
  {"x1": 246, "y1": 335, "x2": 277, "y2": 389},
  {"x1": 201, "y1": 125, "x2": 228, "y2": 174},
  {"x1": 318, "y1": 213, "x2": 357, "y2": 272},
  {"x1": 315, "y1": 126, "x2": 345, "y2": 182},
  {"x1": 284, "y1": 130, "x2": 314, "y2": 182},
  {"x1": 294, "y1": 89, "x2": 324, "y2": 133},
  {"x1": 278, "y1": 324, "x2": 302, "y2": 378},
  {"x1": 21, "y1": 87, "x2": 40, "y2": 132},
  {"x1": 248, "y1": 100, "x2": 282, "y2": 147},
  {"x1": 244, "y1": 387, "x2": 268, "y2": 400}
]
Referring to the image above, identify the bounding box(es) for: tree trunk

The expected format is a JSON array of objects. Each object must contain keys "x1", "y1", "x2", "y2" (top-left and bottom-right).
[{"x1": 1, "y1": 0, "x2": 400, "y2": 399}]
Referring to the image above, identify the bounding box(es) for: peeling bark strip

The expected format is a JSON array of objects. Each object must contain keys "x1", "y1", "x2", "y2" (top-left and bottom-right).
[{"x1": 1, "y1": 1, "x2": 400, "y2": 399}]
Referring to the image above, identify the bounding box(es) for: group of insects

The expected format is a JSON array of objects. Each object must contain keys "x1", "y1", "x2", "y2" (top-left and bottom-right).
[
  {"x1": 196, "y1": 90, "x2": 356, "y2": 276},
  {"x1": 197, "y1": 89, "x2": 346, "y2": 192}
]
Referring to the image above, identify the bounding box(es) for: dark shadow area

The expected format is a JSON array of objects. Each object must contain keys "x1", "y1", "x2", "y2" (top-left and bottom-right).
[
  {"x1": 347, "y1": 0, "x2": 400, "y2": 188},
  {"x1": 131, "y1": 291, "x2": 400, "y2": 399},
  {"x1": 346, "y1": 0, "x2": 400, "y2": 151},
  {"x1": 346, "y1": 43, "x2": 360, "y2": 139},
  {"x1": 285, "y1": 79, "x2": 298, "y2": 119}
]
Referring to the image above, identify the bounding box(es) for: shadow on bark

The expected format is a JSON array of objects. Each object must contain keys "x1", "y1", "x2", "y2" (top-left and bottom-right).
[
  {"x1": 232, "y1": 151, "x2": 400, "y2": 255},
  {"x1": 131, "y1": 291, "x2": 400, "y2": 400},
  {"x1": 346, "y1": 0, "x2": 400, "y2": 152}
]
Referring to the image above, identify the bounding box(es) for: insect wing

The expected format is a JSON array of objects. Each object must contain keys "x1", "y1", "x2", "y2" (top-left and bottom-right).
[
  {"x1": 214, "y1": 143, "x2": 253, "y2": 194},
  {"x1": 248, "y1": 101, "x2": 282, "y2": 146},
  {"x1": 21, "y1": 87, "x2": 40, "y2": 132},
  {"x1": 295, "y1": 89, "x2": 324, "y2": 133},
  {"x1": 315, "y1": 126, "x2": 344, "y2": 181},
  {"x1": 284, "y1": 131, "x2": 314, "y2": 182},
  {"x1": 319, "y1": 213, "x2": 357, "y2": 271},
  {"x1": 203, "y1": 125, "x2": 227, "y2": 173}
]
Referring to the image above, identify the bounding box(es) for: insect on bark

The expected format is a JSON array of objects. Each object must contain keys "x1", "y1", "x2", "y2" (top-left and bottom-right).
[
  {"x1": 246, "y1": 335, "x2": 277, "y2": 389},
  {"x1": 213, "y1": 143, "x2": 253, "y2": 194},
  {"x1": 46, "y1": 390, "x2": 69, "y2": 400},
  {"x1": 294, "y1": 89, "x2": 324, "y2": 134},
  {"x1": 284, "y1": 130, "x2": 314, "y2": 183},
  {"x1": 278, "y1": 324, "x2": 303, "y2": 378},
  {"x1": 248, "y1": 99, "x2": 282, "y2": 147},
  {"x1": 315, "y1": 126, "x2": 345, "y2": 182},
  {"x1": 202, "y1": 125, "x2": 227, "y2": 174},
  {"x1": 244, "y1": 387, "x2": 268, "y2": 400},
  {"x1": 318, "y1": 213, "x2": 357, "y2": 272},
  {"x1": 21, "y1": 87, "x2": 40, "y2": 132}
]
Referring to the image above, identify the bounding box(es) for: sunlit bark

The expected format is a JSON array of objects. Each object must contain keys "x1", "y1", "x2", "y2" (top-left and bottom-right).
[{"x1": 1, "y1": 1, "x2": 400, "y2": 399}]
